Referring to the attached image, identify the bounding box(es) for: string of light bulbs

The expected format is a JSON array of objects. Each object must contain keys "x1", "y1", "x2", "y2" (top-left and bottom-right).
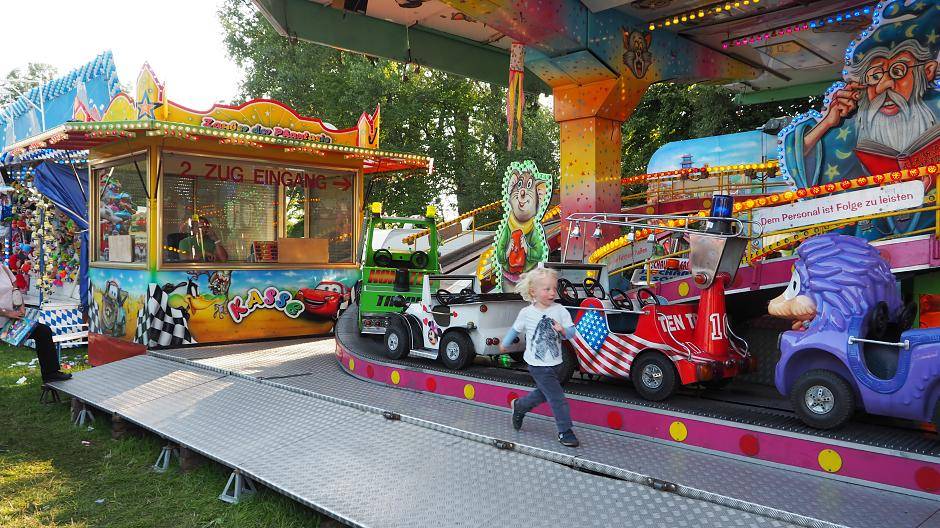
[
  {"x1": 649, "y1": 0, "x2": 761, "y2": 31},
  {"x1": 722, "y1": 4, "x2": 874, "y2": 48}
]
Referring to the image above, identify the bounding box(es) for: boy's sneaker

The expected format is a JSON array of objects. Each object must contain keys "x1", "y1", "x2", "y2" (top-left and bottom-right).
[
  {"x1": 510, "y1": 399, "x2": 524, "y2": 431},
  {"x1": 558, "y1": 430, "x2": 579, "y2": 447}
]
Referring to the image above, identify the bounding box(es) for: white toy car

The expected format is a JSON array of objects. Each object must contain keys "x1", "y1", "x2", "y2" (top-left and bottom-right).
[{"x1": 383, "y1": 274, "x2": 528, "y2": 369}]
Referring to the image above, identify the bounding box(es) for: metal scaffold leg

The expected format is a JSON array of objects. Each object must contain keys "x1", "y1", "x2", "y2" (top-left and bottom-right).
[
  {"x1": 39, "y1": 385, "x2": 61, "y2": 404},
  {"x1": 152, "y1": 444, "x2": 179, "y2": 473},
  {"x1": 219, "y1": 469, "x2": 257, "y2": 504},
  {"x1": 71, "y1": 399, "x2": 94, "y2": 427}
]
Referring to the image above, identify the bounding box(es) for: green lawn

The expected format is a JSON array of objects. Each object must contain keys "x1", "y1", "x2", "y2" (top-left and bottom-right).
[{"x1": 0, "y1": 345, "x2": 323, "y2": 527}]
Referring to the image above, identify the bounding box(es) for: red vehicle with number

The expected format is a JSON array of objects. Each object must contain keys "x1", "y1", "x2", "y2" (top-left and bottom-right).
[{"x1": 563, "y1": 195, "x2": 759, "y2": 401}]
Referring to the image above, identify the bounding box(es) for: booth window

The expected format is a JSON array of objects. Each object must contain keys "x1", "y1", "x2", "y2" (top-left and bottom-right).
[
  {"x1": 95, "y1": 156, "x2": 148, "y2": 263},
  {"x1": 162, "y1": 153, "x2": 277, "y2": 263},
  {"x1": 160, "y1": 153, "x2": 355, "y2": 265}
]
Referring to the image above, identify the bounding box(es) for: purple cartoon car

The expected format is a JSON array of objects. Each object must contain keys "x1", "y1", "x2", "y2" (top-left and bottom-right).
[{"x1": 768, "y1": 234, "x2": 930, "y2": 429}]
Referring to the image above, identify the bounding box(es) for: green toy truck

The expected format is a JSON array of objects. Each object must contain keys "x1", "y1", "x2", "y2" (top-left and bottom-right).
[{"x1": 357, "y1": 202, "x2": 440, "y2": 334}]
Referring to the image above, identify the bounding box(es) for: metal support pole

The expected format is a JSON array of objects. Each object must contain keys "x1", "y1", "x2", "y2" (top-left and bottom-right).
[{"x1": 152, "y1": 444, "x2": 178, "y2": 473}]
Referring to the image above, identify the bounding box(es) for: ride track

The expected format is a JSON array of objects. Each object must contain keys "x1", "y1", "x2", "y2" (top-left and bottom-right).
[{"x1": 336, "y1": 306, "x2": 940, "y2": 498}]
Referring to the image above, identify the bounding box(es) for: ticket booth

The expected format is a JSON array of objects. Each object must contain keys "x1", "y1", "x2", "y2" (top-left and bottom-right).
[{"x1": 5, "y1": 65, "x2": 431, "y2": 364}]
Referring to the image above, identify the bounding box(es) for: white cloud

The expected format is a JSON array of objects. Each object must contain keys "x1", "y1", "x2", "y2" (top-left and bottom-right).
[{"x1": 0, "y1": 0, "x2": 243, "y2": 109}]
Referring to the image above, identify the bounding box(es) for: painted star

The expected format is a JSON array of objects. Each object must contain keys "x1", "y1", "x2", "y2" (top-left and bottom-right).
[
  {"x1": 836, "y1": 127, "x2": 851, "y2": 141},
  {"x1": 927, "y1": 29, "x2": 939, "y2": 45},
  {"x1": 136, "y1": 91, "x2": 163, "y2": 120},
  {"x1": 825, "y1": 164, "x2": 840, "y2": 179}
]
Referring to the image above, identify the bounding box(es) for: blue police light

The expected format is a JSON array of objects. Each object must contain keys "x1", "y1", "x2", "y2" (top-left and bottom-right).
[{"x1": 710, "y1": 195, "x2": 734, "y2": 218}]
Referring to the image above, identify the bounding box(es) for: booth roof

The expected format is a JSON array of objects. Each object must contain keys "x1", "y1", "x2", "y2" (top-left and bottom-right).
[{"x1": 3, "y1": 120, "x2": 432, "y2": 175}]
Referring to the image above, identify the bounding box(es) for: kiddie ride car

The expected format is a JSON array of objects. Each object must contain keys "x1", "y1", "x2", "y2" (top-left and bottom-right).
[
  {"x1": 383, "y1": 273, "x2": 529, "y2": 369},
  {"x1": 358, "y1": 203, "x2": 441, "y2": 334},
  {"x1": 562, "y1": 196, "x2": 760, "y2": 401},
  {"x1": 769, "y1": 234, "x2": 937, "y2": 430}
]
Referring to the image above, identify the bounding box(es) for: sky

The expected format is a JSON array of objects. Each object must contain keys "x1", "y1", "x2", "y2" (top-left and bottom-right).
[{"x1": 0, "y1": 0, "x2": 243, "y2": 109}]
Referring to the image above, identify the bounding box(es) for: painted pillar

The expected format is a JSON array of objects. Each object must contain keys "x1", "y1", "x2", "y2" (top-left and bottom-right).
[{"x1": 555, "y1": 77, "x2": 650, "y2": 260}]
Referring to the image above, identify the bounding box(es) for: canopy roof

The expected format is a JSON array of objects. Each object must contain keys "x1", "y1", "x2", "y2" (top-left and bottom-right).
[
  {"x1": 4, "y1": 64, "x2": 431, "y2": 174},
  {"x1": 255, "y1": 0, "x2": 872, "y2": 100}
]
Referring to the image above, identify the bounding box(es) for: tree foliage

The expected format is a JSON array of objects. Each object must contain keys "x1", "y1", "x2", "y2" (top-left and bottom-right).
[
  {"x1": 219, "y1": 0, "x2": 557, "y2": 219},
  {"x1": 1, "y1": 63, "x2": 57, "y2": 106},
  {"x1": 621, "y1": 83, "x2": 817, "y2": 176}
]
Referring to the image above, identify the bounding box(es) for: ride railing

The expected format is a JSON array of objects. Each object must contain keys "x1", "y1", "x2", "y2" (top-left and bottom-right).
[{"x1": 402, "y1": 194, "x2": 561, "y2": 249}]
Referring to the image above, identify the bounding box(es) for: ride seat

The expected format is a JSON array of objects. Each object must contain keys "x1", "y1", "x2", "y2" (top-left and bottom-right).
[
  {"x1": 862, "y1": 343, "x2": 900, "y2": 381},
  {"x1": 607, "y1": 312, "x2": 640, "y2": 335},
  {"x1": 431, "y1": 305, "x2": 452, "y2": 327}
]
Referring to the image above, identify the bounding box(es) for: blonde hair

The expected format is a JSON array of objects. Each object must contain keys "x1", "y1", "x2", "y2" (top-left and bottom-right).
[{"x1": 515, "y1": 267, "x2": 558, "y2": 302}]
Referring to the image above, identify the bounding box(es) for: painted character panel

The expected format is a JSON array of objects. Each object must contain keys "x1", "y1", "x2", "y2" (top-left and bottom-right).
[
  {"x1": 778, "y1": 1, "x2": 939, "y2": 240},
  {"x1": 489, "y1": 160, "x2": 554, "y2": 292}
]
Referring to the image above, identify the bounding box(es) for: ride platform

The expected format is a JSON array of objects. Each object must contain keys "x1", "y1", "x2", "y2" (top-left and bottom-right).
[{"x1": 45, "y1": 309, "x2": 940, "y2": 527}]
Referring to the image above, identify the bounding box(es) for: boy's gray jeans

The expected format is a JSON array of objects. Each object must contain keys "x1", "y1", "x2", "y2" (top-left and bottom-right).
[{"x1": 515, "y1": 364, "x2": 573, "y2": 433}]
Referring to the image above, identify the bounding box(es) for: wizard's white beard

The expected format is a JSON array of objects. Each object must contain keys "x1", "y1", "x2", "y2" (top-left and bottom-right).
[{"x1": 856, "y1": 74, "x2": 936, "y2": 152}]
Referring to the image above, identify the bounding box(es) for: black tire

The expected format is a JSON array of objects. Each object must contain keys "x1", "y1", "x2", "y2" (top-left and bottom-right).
[
  {"x1": 790, "y1": 369, "x2": 855, "y2": 430},
  {"x1": 631, "y1": 353, "x2": 677, "y2": 401},
  {"x1": 374, "y1": 249, "x2": 393, "y2": 268},
  {"x1": 439, "y1": 331, "x2": 475, "y2": 370},
  {"x1": 509, "y1": 352, "x2": 525, "y2": 363},
  {"x1": 703, "y1": 377, "x2": 734, "y2": 390},
  {"x1": 384, "y1": 318, "x2": 411, "y2": 360},
  {"x1": 557, "y1": 345, "x2": 578, "y2": 386},
  {"x1": 410, "y1": 250, "x2": 429, "y2": 269},
  {"x1": 353, "y1": 280, "x2": 362, "y2": 306}
]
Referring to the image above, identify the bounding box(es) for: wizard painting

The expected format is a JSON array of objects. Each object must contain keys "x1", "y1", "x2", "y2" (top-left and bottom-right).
[{"x1": 778, "y1": 0, "x2": 940, "y2": 239}]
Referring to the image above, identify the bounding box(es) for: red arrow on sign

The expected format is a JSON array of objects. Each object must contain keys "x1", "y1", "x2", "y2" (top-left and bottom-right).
[{"x1": 333, "y1": 176, "x2": 352, "y2": 192}]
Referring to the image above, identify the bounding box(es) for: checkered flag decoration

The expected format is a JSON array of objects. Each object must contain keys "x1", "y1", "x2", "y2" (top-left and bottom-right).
[
  {"x1": 136, "y1": 283, "x2": 197, "y2": 348},
  {"x1": 24, "y1": 307, "x2": 86, "y2": 350},
  {"x1": 87, "y1": 301, "x2": 100, "y2": 334}
]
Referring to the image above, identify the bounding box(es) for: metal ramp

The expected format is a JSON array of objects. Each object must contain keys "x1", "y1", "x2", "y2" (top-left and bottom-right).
[{"x1": 47, "y1": 340, "x2": 940, "y2": 528}]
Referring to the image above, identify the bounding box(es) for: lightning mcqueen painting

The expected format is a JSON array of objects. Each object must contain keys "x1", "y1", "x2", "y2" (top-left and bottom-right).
[{"x1": 296, "y1": 281, "x2": 351, "y2": 320}]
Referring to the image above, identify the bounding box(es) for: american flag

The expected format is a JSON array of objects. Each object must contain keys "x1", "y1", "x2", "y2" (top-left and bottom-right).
[{"x1": 572, "y1": 310, "x2": 637, "y2": 377}]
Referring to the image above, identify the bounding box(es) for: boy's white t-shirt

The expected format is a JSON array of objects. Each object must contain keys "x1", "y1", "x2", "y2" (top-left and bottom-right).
[{"x1": 511, "y1": 303, "x2": 574, "y2": 367}]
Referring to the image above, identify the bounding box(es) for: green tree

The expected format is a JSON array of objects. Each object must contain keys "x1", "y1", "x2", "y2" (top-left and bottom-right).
[
  {"x1": 219, "y1": 0, "x2": 558, "y2": 219},
  {"x1": 621, "y1": 83, "x2": 817, "y2": 177},
  {"x1": 1, "y1": 63, "x2": 57, "y2": 106}
]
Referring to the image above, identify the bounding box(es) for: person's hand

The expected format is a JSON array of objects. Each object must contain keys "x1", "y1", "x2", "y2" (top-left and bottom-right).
[
  {"x1": 499, "y1": 344, "x2": 508, "y2": 354},
  {"x1": 552, "y1": 319, "x2": 564, "y2": 333},
  {"x1": 6, "y1": 306, "x2": 25, "y2": 319},
  {"x1": 820, "y1": 82, "x2": 863, "y2": 130}
]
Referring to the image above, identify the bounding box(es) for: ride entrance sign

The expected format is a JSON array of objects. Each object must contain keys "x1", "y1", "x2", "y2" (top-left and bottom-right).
[{"x1": 752, "y1": 181, "x2": 924, "y2": 234}]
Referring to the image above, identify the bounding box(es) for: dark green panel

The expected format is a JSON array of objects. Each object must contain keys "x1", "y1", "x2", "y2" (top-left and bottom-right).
[
  {"x1": 734, "y1": 80, "x2": 836, "y2": 105},
  {"x1": 255, "y1": 0, "x2": 550, "y2": 93}
]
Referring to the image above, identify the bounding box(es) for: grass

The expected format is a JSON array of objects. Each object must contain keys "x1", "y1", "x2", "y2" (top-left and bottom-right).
[{"x1": 0, "y1": 345, "x2": 324, "y2": 528}]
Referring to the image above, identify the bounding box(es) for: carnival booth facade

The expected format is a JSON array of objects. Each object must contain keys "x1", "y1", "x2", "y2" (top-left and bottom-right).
[{"x1": 5, "y1": 64, "x2": 430, "y2": 364}]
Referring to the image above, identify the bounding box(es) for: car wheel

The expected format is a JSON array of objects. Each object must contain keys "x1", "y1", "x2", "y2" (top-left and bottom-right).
[
  {"x1": 509, "y1": 352, "x2": 525, "y2": 363},
  {"x1": 631, "y1": 353, "x2": 677, "y2": 401},
  {"x1": 791, "y1": 369, "x2": 855, "y2": 430},
  {"x1": 557, "y1": 345, "x2": 578, "y2": 386},
  {"x1": 439, "y1": 331, "x2": 475, "y2": 370},
  {"x1": 384, "y1": 318, "x2": 411, "y2": 360},
  {"x1": 353, "y1": 280, "x2": 362, "y2": 306}
]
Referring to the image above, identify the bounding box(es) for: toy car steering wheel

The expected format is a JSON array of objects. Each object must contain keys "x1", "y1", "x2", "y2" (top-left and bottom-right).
[
  {"x1": 583, "y1": 277, "x2": 607, "y2": 300},
  {"x1": 374, "y1": 249, "x2": 393, "y2": 268},
  {"x1": 609, "y1": 288, "x2": 630, "y2": 310},
  {"x1": 557, "y1": 278, "x2": 579, "y2": 305},
  {"x1": 436, "y1": 289, "x2": 454, "y2": 305},
  {"x1": 636, "y1": 287, "x2": 661, "y2": 306},
  {"x1": 410, "y1": 251, "x2": 429, "y2": 269}
]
